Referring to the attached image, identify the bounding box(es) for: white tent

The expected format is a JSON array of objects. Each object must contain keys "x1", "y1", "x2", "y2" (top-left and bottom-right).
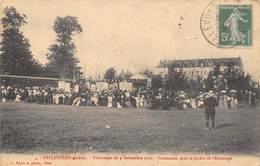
[{"x1": 129, "y1": 74, "x2": 148, "y2": 80}]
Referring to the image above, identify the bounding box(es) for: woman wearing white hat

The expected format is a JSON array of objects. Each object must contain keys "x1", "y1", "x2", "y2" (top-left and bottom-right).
[
  {"x1": 219, "y1": 90, "x2": 228, "y2": 110},
  {"x1": 230, "y1": 90, "x2": 238, "y2": 110}
]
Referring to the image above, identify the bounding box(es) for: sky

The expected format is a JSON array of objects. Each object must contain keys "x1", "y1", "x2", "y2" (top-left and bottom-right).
[{"x1": 1, "y1": 0, "x2": 260, "y2": 80}]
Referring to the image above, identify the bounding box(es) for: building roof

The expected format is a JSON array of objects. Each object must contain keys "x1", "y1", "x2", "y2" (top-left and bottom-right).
[
  {"x1": 129, "y1": 74, "x2": 148, "y2": 80},
  {"x1": 156, "y1": 57, "x2": 243, "y2": 68}
]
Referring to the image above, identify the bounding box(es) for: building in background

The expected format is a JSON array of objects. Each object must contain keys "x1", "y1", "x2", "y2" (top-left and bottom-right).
[{"x1": 153, "y1": 57, "x2": 243, "y2": 79}]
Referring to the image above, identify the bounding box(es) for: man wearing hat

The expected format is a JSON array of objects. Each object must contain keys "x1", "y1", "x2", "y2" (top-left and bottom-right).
[{"x1": 204, "y1": 90, "x2": 218, "y2": 130}]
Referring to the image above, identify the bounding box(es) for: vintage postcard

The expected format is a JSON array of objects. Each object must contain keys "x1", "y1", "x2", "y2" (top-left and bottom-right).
[{"x1": 0, "y1": 0, "x2": 260, "y2": 166}]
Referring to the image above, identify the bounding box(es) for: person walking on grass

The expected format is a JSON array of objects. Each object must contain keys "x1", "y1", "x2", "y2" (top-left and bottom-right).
[{"x1": 204, "y1": 90, "x2": 218, "y2": 130}]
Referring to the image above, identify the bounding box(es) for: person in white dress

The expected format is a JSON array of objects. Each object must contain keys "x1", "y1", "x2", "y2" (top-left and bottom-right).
[
  {"x1": 135, "y1": 94, "x2": 140, "y2": 108},
  {"x1": 219, "y1": 90, "x2": 228, "y2": 110},
  {"x1": 15, "y1": 93, "x2": 21, "y2": 102},
  {"x1": 230, "y1": 96, "x2": 238, "y2": 110},
  {"x1": 72, "y1": 97, "x2": 82, "y2": 107},
  {"x1": 107, "y1": 95, "x2": 113, "y2": 108},
  {"x1": 139, "y1": 95, "x2": 145, "y2": 107}
]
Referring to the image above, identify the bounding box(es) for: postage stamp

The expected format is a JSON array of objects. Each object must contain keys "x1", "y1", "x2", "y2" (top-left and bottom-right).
[
  {"x1": 219, "y1": 5, "x2": 252, "y2": 47},
  {"x1": 200, "y1": 0, "x2": 253, "y2": 48}
]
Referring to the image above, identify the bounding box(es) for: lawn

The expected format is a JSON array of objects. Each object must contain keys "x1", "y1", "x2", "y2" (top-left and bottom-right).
[{"x1": 0, "y1": 102, "x2": 259, "y2": 155}]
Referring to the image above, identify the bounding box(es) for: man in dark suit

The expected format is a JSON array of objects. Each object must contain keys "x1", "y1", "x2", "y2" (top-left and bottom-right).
[{"x1": 204, "y1": 90, "x2": 218, "y2": 130}]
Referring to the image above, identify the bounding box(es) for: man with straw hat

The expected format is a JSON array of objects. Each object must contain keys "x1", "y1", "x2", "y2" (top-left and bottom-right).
[{"x1": 204, "y1": 90, "x2": 218, "y2": 130}]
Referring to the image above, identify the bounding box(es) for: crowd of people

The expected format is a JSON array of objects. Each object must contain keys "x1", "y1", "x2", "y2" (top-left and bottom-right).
[
  {"x1": 0, "y1": 85, "x2": 258, "y2": 110},
  {"x1": 0, "y1": 86, "x2": 149, "y2": 108}
]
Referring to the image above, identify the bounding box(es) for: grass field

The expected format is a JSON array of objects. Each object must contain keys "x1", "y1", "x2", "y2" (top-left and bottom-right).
[{"x1": 1, "y1": 102, "x2": 260, "y2": 155}]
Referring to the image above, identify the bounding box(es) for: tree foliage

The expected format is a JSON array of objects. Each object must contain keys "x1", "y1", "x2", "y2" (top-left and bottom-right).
[
  {"x1": 223, "y1": 62, "x2": 243, "y2": 90},
  {"x1": 212, "y1": 63, "x2": 221, "y2": 77},
  {"x1": 104, "y1": 67, "x2": 117, "y2": 83},
  {"x1": 46, "y1": 16, "x2": 82, "y2": 79},
  {"x1": 139, "y1": 68, "x2": 153, "y2": 78},
  {"x1": 117, "y1": 70, "x2": 133, "y2": 81},
  {"x1": 0, "y1": 7, "x2": 40, "y2": 77},
  {"x1": 204, "y1": 71, "x2": 215, "y2": 91},
  {"x1": 186, "y1": 76, "x2": 204, "y2": 95},
  {"x1": 166, "y1": 63, "x2": 188, "y2": 91},
  {"x1": 204, "y1": 62, "x2": 255, "y2": 99},
  {"x1": 151, "y1": 75, "x2": 163, "y2": 91},
  {"x1": 1, "y1": 7, "x2": 27, "y2": 29}
]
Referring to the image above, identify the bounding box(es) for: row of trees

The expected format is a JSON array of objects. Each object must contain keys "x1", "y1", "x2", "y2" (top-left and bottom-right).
[
  {"x1": 150, "y1": 62, "x2": 257, "y2": 99},
  {"x1": 104, "y1": 63, "x2": 257, "y2": 99},
  {"x1": 103, "y1": 67, "x2": 133, "y2": 83},
  {"x1": 0, "y1": 7, "x2": 147, "y2": 85},
  {"x1": 204, "y1": 62, "x2": 255, "y2": 99},
  {"x1": 0, "y1": 7, "x2": 83, "y2": 85}
]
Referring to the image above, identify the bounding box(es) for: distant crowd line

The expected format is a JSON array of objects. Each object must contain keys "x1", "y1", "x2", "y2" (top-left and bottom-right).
[{"x1": 0, "y1": 85, "x2": 258, "y2": 110}]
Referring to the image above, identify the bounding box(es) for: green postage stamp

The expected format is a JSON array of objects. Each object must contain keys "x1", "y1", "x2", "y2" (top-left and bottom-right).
[{"x1": 219, "y1": 5, "x2": 252, "y2": 47}]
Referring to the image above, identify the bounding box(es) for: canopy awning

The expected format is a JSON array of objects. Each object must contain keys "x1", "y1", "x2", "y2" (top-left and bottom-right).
[{"x1": 129, "y1": 74, "x2": 148, "y2": 80}]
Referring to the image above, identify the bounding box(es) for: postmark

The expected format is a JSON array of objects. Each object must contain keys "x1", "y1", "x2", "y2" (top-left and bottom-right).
[
  {"x1": 200, "y1": 0, "x2": 219, "y2": 46},
  {"x1": 200, "y1": 0, "x2": 253, "y2": 48}
]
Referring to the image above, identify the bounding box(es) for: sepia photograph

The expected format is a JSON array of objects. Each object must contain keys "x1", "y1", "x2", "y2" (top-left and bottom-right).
[{"x1": 0, "y1": 0, "x2": 260, "y2": 165}]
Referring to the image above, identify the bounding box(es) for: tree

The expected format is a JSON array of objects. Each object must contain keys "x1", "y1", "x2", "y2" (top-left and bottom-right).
[
  {"x1": 0, "y1": 7, "x2": 40, "y2": 77},
  {"x1": 104, "y1": 67, "x2": 116, "y2": 83},
  {"x1": 139, "y1": 68, "x2": 153, "y2": 78},
  {"x1": 204, "y1": 63, "x2": 224, "y2": 92},
  {"x1": 166, "y1": 63, "x2": 188, "y2": 91},
  {"x1": 223, "y1": 62, "x2": 242, "y2": 90},
  {"x1": 186, "y1": 75, "x2": 204, "y2": 96},
  {"x1": 212, "y1": 63, "x2": 221, "y2": 78},
  {"x1": 222, "y1": 63, "x2": 256, "y2": 99},
  {"x1": 151, "y1": 75, "x2": 163, "y2": 91},
  {"x1": 204, "y1": 71, "x2": 215, "y2": 91},
  {"x1": 46, "y1": 16, "x2": 82, "y2": 79},
  {"x1": 117, "y1": 70, "x2": 133, "y2": 81}
]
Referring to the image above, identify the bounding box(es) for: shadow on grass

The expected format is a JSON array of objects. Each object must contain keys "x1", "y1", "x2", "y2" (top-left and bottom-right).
[
  {"x1": 0, "y1": 108, "x2": 18, "y2": 112},
  {"x1": 215, "y1": 123, "x2": 236, "y2": 129}
]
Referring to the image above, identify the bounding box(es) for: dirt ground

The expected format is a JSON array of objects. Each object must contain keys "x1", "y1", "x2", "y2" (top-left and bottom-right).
[{"x1": 1, "y1": 102, "x2": 259, "y2": 154}]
